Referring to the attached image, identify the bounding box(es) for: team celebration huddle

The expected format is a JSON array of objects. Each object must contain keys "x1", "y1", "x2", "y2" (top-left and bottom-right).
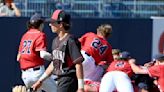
[{"x1": 13, "y1": 9, "x2": 164, "y2": 92}]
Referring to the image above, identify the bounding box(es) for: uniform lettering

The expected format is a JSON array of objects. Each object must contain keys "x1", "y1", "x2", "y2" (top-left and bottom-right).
[
  {"x1": 115, "y1": 61, "x2": 125, "y2": 68},
  {"x1": 91, "y1": 38, "x2": 108, "y2": 55},
  {"x1": 21, "y1": 40, "x2": 32, "y2": 54},
  {"x1": 52, "y1": 50, "x2": 65, "y2": 63}
]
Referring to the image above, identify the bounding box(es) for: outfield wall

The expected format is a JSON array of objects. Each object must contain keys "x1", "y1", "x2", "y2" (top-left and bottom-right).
[{"x1": 0, "y1": 17, "x2": 152, "y2": 92}]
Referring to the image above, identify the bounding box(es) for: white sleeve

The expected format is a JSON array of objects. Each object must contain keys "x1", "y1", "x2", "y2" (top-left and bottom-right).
[{"x1": 40, "y1": 50, "x2": 52, "y2": 61}]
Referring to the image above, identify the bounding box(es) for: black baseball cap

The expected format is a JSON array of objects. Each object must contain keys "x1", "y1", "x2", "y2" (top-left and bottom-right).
[
  {"x1": 120, "y1": 51, "x2": 131, "y2": 59},
  {"x1": 153, "y1": 53, "x2": 164, "y2": 61},
  {"x1": 30, "y1": 13, "x2": 44, "y2": 23},
  {"x1": 46, "y1": 9, "x2": 70, "y2": 24}
]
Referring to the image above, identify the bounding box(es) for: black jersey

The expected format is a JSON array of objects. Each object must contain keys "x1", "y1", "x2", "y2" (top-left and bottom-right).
[{"x1": 51, "y1": 34, "x2": 83, "y2": 76}]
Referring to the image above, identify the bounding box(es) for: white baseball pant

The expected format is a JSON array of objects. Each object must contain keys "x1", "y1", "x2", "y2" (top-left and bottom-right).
[
  {"x1": 21, "y1": 65, "x2": 57, "y2": 92},
  {"x1": 81, "y1": 50, "x2": 104, "y2": 82},
  {"x1": 99, "y1": 71, "x2": 134, "y2": 92}
]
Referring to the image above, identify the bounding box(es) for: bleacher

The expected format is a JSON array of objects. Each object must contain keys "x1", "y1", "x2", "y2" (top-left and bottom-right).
[{"x1": 14, "y1": 0, "x2": 164, "y2": 18}]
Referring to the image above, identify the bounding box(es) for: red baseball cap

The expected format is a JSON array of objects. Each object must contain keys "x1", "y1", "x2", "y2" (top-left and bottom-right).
[{"x1": 46, "y1": 9, "x2": 70, "y2": 24}]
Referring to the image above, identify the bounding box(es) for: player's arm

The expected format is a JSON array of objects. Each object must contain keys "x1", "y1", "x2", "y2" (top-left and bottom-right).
[
  {"x1": 68, "y1": 38, "x2": 84, "y2": 91},
  {"x1": 39, "y1": 61, "x2": 54, "y2": 82},
  {"x1": 40, "y1": 50, "x2": 52, "y2": 61},
  {"x1": 144, "y1": 61, "x2": 155, "y2": 67},
  {"x1": 35, "y1": 33, "x2": 52, "y2": 61},
  {"x1": 17, "y1": 40, "x2": 23, "y2": 61},
  {"x1": 32, "y1": 61, "x2": 54, "y2": 91},
  {"x1": 128, "y1": 59, "x2": 148, "y2": 74},
  {"x1": 75, "y1": 61, "x2": 84, "y2": 90}
]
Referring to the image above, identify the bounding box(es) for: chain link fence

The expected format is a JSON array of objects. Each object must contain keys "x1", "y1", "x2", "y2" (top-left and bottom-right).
[{"x1": 14, "y1": 0, "x2": 164, "y2": 18}]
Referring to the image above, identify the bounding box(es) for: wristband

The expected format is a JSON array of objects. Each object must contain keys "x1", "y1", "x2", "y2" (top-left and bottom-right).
[
  {"x1": 78, "y1": 79, "x2": 84, "y2": 89},
  {"x1": 39, "y1": 73, "x2": 48, "y2": 82}
]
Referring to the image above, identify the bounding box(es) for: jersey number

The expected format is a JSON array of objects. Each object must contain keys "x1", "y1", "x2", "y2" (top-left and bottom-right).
[
  {"x1": 115, "y1": 61, "x2": 125, "y2": 68},
  {"x1": 91, "y1": 38, "x2": 108, "y2": 54},
  {"x1": 21, "y1": 40, "x2": 32, "y2": 54}
]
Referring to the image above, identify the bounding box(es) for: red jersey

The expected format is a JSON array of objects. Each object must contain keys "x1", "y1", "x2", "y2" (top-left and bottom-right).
[
  {"x1": 107, "y1": 60, "x2": 133, "y2": 77},
  {"x1": 79, "y1": 32, "x2": 113, "y2": 64},
  {"x1": 148, "y1": 65, "x2": 164, "y2": 92},
  {"x1": 18, "y1": 29, "x2": 47, "y2": 70}
]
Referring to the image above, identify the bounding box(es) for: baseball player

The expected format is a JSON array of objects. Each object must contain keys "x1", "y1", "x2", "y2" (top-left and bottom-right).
[
  {"x1": 17, "y1": 13, "x2": 57, "y2": 92},
  {"x1": 129, "y1": 53, "x2": 164, "y2": 92},
  {"x1": 78, "y1": 24, "x2": 113, "y2": 92},
  {"x1": 79, "y1": 24, "x2": 113, "y2": 82},
  {"x1": 99, "y1": 51, "x2": 134, "y2": 92},
  {"x1": 32, "y1": 9, "x2": 84, "y2": 92}
]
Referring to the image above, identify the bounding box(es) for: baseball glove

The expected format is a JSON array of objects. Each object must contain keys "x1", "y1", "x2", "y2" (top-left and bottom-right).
[
  {"x1": 12, "y1": 85, "x2": 27, "y2": 92},
  {"x1": 12, "y1": 85, "x2": 36, "y2": 92}
]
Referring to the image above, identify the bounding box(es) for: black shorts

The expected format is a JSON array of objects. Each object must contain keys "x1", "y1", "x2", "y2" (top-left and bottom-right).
[{"x1": 57, "y1": 72, "x2": 78, "y2": 92}]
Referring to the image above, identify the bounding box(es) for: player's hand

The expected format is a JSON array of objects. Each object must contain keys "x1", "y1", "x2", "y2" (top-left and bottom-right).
[
  {"x1": 128, "y1": 59, "x2": 136, "y2": 64},
  {"x1": 31, "y1": 80, "x2": 42, "y2": 91},
  {"x1": 144, "y1": 61, "x2": 154, "y2": 67},
  {"x1": 77, "y1": 88, "x2": 84, "y2": 92}
]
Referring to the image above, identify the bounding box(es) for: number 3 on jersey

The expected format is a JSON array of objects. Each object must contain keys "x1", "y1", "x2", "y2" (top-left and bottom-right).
[
  {"x1": 91, "y1": 38, "x2": 108, "y2": 54},
  {"x1": 21, "y1": 40, "x2": 32, "y2": 54}
]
